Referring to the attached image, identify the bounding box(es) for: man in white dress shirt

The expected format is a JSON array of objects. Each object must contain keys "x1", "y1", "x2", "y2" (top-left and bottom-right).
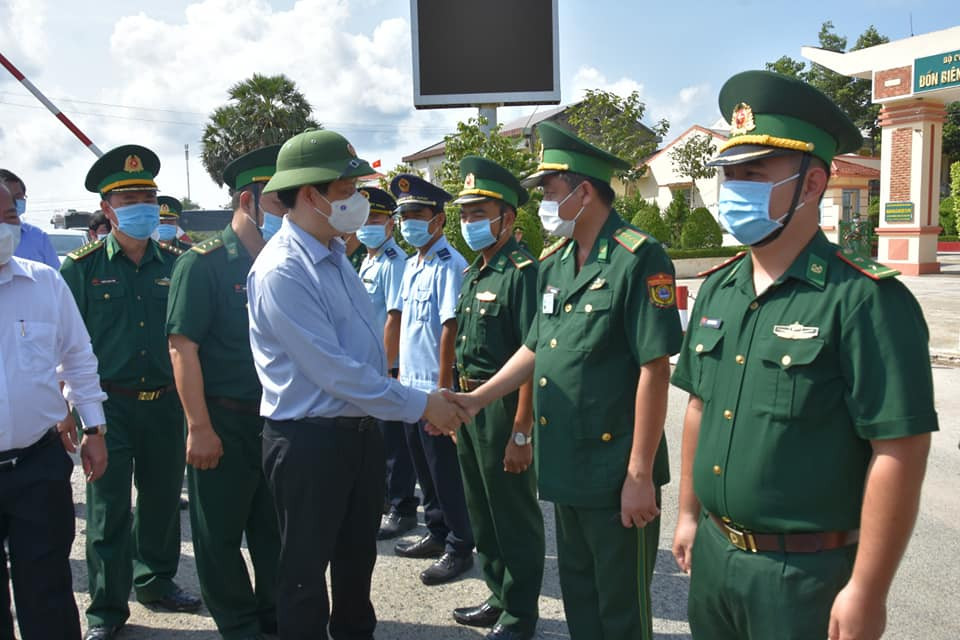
[{"x1": 0, "y1": 183, "x2": 108, "y2": 639}]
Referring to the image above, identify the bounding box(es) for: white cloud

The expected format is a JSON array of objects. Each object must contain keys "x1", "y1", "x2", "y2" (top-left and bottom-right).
[{"x1": 0, "y1": 0, "x2": 51, "y2": 73}]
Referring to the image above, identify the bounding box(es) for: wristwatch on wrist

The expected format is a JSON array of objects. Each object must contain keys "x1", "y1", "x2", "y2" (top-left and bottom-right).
[
  {"x1": 82, "y1": 425, "x2": 107, "y2": 436},
  {"x1": 512, "y1": 431, "x2": 532, "y2": 446}
]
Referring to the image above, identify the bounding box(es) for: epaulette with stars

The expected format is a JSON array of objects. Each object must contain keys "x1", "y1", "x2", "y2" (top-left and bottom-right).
[
  {"x1": 159, "y1": 241, "x2": 184, "y2": 256},
  {"x1": 836, "y1": 249, "x2": 900, "y2": 280},
  {"x1": 612, "y1": 226, "x2": 648, "y2": 253},
  {"x1": 384, "y1": 247, "x2": 398, "y2": 259},
  {"x1": 190, "y1": 236, "x2": 224, "y2": 256},
  {"x1": 696, "y1": 251, "x2": 747, "y2": 278},
  {"x1": 508, "y1": 249, "x2": 534, "y2": 269},
  {"x1": 539, "y1": 237, "x2": 569, "y2": 260},
  {"x1": 436, "y1": 247, "x2": 451, "y2": 261},
  {"x1": 66, "y1": 238, "x2": 105, "y2": 261}
]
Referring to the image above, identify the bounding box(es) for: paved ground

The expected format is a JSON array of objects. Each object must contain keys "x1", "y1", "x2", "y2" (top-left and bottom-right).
[{"x1": 59, "y1": 253, "x2": 960, "y2": 639}]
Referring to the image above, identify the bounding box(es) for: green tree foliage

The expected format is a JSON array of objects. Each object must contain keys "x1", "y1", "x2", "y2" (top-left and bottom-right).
[
  {"x1": 631, "y1": 205, "x2": 670, "y2": 245},
  {"x1": 201, "y1": 74, "x2": 321, "y2": 187},
  {"x1": 867, "y1": 195, "x2": 880, "y2": 229},
  {"x1": 378, "y1": 163, "x2": 423, "y2": 191},
  {"x1": 669, "y1": 133, "x2": 717, "y2": 206},
  {"x1": 681, "y1": 207, "x2": 723, "y2": 249},
  {"x1": 180, "y1": 197, "x2": 201, "y2": 210},
  {"x1": 765, "y1": 22, "x2": 888, "y2": 145},
  {"x1": 951, "y1": 161, "x2": 960, "y2": 235},
  {"x1": 566, "y1": 89, "x2": 669, "y2": 188},
  {"x1": 436, "y1": 116, "x2": 540, "y2": 262},
  {"x1": 662, "y1": 190, "x2": 691, "y2": 247},
  {"x1": 940, "y1": 196, "x2": 955, "y2": 237},
  {"x1": 942, "y1": 102, "x2": 960, "y2": 166}
]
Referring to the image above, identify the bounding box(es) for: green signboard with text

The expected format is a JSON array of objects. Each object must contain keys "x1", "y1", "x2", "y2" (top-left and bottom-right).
[
  {"x1": 915, "y1": 50, "x2": 960, "y2": 93},
  {"x1": 884, "y1": 201, "x2": 914, "y2": 223}
]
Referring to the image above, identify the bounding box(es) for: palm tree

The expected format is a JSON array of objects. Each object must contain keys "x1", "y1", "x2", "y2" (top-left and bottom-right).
[{"x1": 201, "y1": 73, "x2": 321, "y2": 186}]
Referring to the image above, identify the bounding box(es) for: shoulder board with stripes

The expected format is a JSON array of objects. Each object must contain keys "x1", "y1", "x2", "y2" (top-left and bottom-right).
[
  {"x1": 67, "y1": 239, "x2": 105, "y2": 261},
  {"x1": 509, "y1": 249, "x2": 535, "y2": 269},
  {"x1": 696, "y1": 251, "x2": 747, "y2": 278},
  {"x1": 836, "y1": 250, "x2": 900, "y2": 280},
  {"x1": 190, "y1": 237, "x2": 224, "y2": 255},
  {"x1": 612, "y1": 226, "x2": 649, "y2": 253},
  {"x1": 539, "y1": 237, "x2": 569, "y2": 260},
  {"x1": 437, "y1": 247, "x2": 451, "y2": 261}
]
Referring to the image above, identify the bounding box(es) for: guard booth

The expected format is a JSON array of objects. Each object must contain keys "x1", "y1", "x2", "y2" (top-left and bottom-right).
[{"x1": 803, "y1": 26, "x2": 960, "y2": 274}]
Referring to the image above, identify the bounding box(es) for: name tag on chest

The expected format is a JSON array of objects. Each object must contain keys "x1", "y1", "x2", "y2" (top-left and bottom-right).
[{"x1": 542, "y1": 286, "x2": 559, "y2": 315}]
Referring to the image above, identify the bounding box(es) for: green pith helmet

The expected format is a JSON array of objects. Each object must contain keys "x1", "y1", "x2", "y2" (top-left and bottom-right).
[
  {"x1": 263, "y1": 129, "x2": 373, "y2": 194},
  {"x1": 453, "y1": 156, "x2": 529, "y2": 208},
  {"x1": 709, "y1": 70, "x2": 863, "y2": 167},
  {"x1": 521, "y1": 121, "x2": 631, "y2": 187}
]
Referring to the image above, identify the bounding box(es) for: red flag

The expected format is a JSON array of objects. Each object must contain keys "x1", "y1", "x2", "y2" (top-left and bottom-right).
[{"x1": 372, "y1": 159, "x2": 382, "y2": 168}]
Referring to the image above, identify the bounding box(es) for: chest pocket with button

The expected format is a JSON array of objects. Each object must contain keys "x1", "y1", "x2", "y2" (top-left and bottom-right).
[
  {"x1": 689, "y1": 328, "x2": 724, "y2": 402},
  {"x1": 15, "y1": 321, "x2": 57, "y2": 374},
  {"x1": 568, "y1": 289, "x2": 613, "y2": 351},
  {"x1": 413, "y1": 285, "x2": 434, "y2": 322},
  {"x1": 89, "y1": 282, "x2": 126, "y2": 321},
  {"x1": 753, "y1": 335, "x2": 841, "y2": 421}
]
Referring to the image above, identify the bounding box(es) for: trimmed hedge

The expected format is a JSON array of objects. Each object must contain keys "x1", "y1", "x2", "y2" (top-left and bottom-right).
[{"x1": 667, "y1": 246, "x2": 746, "y2": 259}]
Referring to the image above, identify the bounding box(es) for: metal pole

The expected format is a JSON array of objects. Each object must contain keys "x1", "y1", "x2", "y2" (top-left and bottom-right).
[
  {"x1": 0, "y1": 52, "x2": 103, "y2": 157},
  {"x1": 478, "y1": 104, "x2": 498, "y2": 137},
  {"x1": 184, "y1": 144, "x2": 191, "y2": 200}
]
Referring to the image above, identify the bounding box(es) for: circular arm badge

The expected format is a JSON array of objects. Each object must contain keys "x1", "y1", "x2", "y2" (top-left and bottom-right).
[{"x1": 647, "y1": 273, "x2": 677, "y2": 308}]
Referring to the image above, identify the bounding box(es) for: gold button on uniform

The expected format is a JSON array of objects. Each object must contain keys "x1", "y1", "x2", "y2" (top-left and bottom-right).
[
  {"x1": 749, "y1": 301, "x2": 759, "y2": 310},
  {"x1": 461, "y1": 335, "x2": 466, "y2": 342},
  {"x1": 465, "y1": 306, "x2": 471, "y2": 313},
  {"x1": 103, "y1": 293, "x2": 110, "y2": 300},
  {"x1": 735, "y1": 354, "x2": 745, "y2": 364},
  {"x1": 139, "y1": 321, "x2": 145, "y2": 328},
  {"x1": 781, "y1": 354, "x2": 792, "y2": 366},
  {"x1": 564, "y1": 303, "x2": 573, "y2": 313},
  {"x1": 584, "y1": 303, "x2": 593, "y2": 313},
  {"x1": 549, "y1": 338, "x2": 557, "y2": 348},
  {"x1": 601, "y1": 432, "x2": 612, "y2": 442},
  {"x1": 713, "y1": 465, "x2": 722, "y2": 475},
  {"x1": 538, "y1": 377, "x2": 547, "y2": 387},
  {"x1": 479, "y1": 308, "x2": 486, "y2": 315},
  {"x1": 539, "y1": 416, "x2": 548, "y2": 426},
  {"x1": 723, "y1": 410, "x2": 733, "y2": 420},
  {"x1": 695, "y1": 343, "x2": 704, "y2": 353},
  {"x1": 140, "y1": 377, "x2": 146, "y2": 383}
]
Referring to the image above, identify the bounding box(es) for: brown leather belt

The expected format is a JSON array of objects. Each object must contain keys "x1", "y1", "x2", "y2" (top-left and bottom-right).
[
  {"x1": 207, "y1": 396, "x2": 260, "y2": 416},
  {"x1": 708, "y1": 512, "x2": 859, "y2": 553},
  {"x1": 458, "y1": 376, "x2": 488, "y2": 392},
  {"x1": 102, "y1": 382, "x2": 176, "y2": 402}
]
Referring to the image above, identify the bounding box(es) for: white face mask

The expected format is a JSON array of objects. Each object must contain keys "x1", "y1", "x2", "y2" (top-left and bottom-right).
[
  {"x1": 0, "y1": 223, "x2": 22, "y2": 265},
  {"x1": 538, "y1": 183, "x2": 585, "y2": 238},
  {"x1": 315, "y1": 190, "x2": 371, "y2": 234}
]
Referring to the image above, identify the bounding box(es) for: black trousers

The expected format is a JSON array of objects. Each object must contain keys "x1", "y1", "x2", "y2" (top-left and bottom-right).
[
  {"x1": 262, "y1": 418, "x2": 385, "y2": 640},
  {"x1": 0, "y1": 433, "x2": 81, "y2": 640},
  {"x1": 403, "y1": 420, "x2": 474, "y2": 555},
  {"x1": 379, "y1": 420, "x2": 418, "y2": 517}
]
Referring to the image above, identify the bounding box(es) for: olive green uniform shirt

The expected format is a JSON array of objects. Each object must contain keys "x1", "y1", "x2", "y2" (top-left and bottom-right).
[
  {"x1": 456, "y1": 238, "x2": 538, "y2": 380},
  {"x1": 348, "y1": 245, "x2": 365, "y2": 273},
  {"x1": 60, "y1": 235, "x2": 181, "y2": 388},
  {"x1": 165, "y1": 225, "x2": 260, "y2": 400},
  {"x1": 671, "y1": 231, "x2": 939, "y2": 532},
  {"x1": 524, "y1": 212, "x2": 683, "y2": 508}
]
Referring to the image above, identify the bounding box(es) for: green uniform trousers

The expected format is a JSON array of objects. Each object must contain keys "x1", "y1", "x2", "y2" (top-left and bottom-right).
[
  {"x1": 688, "y1": 511, "x2": 857, "y2": 639},
  {"x1": 188, "y1": 403, "x2": 280, "y2": 640},
  {"x1": 86, "y1": 392, "x2": 185, "y2": 627},
  {"x1": 554, "y1": 489, "x2": 661, "y2": 640},
  {"x1": 456, "y1": 395, "x2": 545, "y2": 635}
]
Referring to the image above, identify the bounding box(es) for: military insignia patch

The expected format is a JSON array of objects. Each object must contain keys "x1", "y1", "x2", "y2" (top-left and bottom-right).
[
  {"x1": 647, "y1": 272, "x2": 676, "y2": 308},
  {"x1": 346, "y1": 142, "x2": 357, "y2": 157},
  {"x1": 159, "y1": 204, "x2": 170, "y2": 214},
  {"x1": 398, "y1": 177, "x2": 410, "y2": 193},
  {"x1": 588, "y1": 277, "x2": 607, "y2": 290},
  {"x1": 124, "y1": 155, "x2": 143, "y2": 172},
  {"x1": 730, "y1": 103, "x2": 756, "y2": 136},
  {"x1": 91, "y1": 278, "x2": 118, "y2": 286},
  {"x1": 464, "y1": 173, "x2": 475, "y2": 189},
  {"x1": 234, "y1": 283, "x2": 246, "y2": 294},
  {"x1": 772, "y1": 322, "x2": 819, "y2": 339},
  {"x1": 475, "y1": 291, "x2": 497, "y2": 302},
  {"x1": 155, "y1": 277, "x2": 171, "y2": 287}
]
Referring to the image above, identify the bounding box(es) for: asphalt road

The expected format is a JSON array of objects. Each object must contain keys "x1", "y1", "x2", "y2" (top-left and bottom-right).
[{"x1": 62, "y1": 363, "x2": 959, "y2": 640}]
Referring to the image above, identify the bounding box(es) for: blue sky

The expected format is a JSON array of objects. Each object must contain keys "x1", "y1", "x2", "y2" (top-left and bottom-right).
[{"x1": 1, "y1": 0, "x2": 955, "y2": 220}]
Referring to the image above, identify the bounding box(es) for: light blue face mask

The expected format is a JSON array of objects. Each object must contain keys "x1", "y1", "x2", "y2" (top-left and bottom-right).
[
  {"x1": 356, "y1": 223, "x2": 388, "y2": 249},
  {"x1": 112, "y1": 202, "x2": 160, "y2": 240},
  {"x1": 717, "y1": 173, "x2": 802, "y2": 246},
  {"x1": 460, "y1": 216, "x2": 502, "y2": 251},
  {"x1": 14, "y1": 199, "x2": 26, "y2": 216},
  {"x1": 156, "y1": 224, "x2": 177, "y2": 241},
  {"x1": 261, "y1": 212, "x2": 283, "y2": 241},
  {"x1": 401, "y1": 216, "x2": 437, "y2": 248}
]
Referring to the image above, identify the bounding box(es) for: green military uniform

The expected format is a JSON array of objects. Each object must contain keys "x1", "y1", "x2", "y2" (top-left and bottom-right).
[
  {"x1": 158, "y1": 195, "x2": 192, "y2": 252},
  {"x1": 670, "y1": 71, "x2": 940, "y2": 639},
  {"x1": 453, "y1": 157, "x2": 544, "y2": 636},
  {"x1": 348, "y1": 242, "x2": 365, "y2": 273},
  {"x1": 521, "y1": 123, "x2": 683, "y2": 640},
  {"x1": 59, "y1": 145, "x2": 187, "y2": 629},
  {"x1": 165, "y1": 145, "x2": 282, "y2": 639}
]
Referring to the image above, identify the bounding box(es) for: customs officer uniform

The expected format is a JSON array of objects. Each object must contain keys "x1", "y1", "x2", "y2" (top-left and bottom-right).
[
  {"x1": 391, "y1": 175, "x2": 475, "y2": 580},
  {"x1": 521, "y1": 123, "x2": 683, "y2": 640},
  {"x1": 670, "y1": 71, "x2": 939, "y2": 639},
  {"x1": 59, "y1": 146, "x2": 197, "y2": 635},
  {"x1": 453, "y1": 157, "x2": 544, "y2": 639},
  {"x1": 166, "y1": 146, "x2": 282, "y2": 639}
]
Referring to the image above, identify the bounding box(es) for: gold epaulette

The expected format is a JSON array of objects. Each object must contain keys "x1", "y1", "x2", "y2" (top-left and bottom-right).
[
  {"x1": 190, "y1": 237, "x2": 224, "y2": 255},
  {"x1": 836, "y1": 249, "x2": 900, "y2": 280},
  {"x1": 696, "y1": 251, "x2": 747, "y2": 278},
  {"x1": 612, "y1": 226, "x2": 648, "y2": 253},
  {"x1": 159, "y1": 241, "x2": 184, "y2": 256},
  {"x1": 509, "y1": 249, "x2": 535, "y2": 269},
  {"x1": 66, "y1": 239, "x2": 104, "y2": 261},
  {"x1": 539, "y1": 237, "x2": 569, "y2": 260}
]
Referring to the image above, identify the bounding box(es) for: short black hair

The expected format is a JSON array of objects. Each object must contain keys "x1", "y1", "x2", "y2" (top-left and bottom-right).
[
  {"x1": 558, "y1": 172, "x2": 615, "y2": 207},
  {"x1": 0, "y1": 169, "x2": 25, "y2": 193},
  {"x1": 88, "y1": 211, "x2": 111, "y2": 231},
  {"x1": 276, "y1": 182, "x2": 329, "y2": 210}
]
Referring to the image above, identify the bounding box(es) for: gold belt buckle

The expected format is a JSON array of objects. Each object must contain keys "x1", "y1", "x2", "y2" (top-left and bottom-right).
[
  {"x1": 138, "y1": 390, "x2": 161, "y2": 401},
  {"x1": 459, "y1": 375, "x2": 469, "y2": 391},
  {"x1": 724, "y1": 523, "x2": 758, "y2": 552}
]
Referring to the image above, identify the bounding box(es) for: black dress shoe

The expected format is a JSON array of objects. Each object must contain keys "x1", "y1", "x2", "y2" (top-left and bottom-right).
[
  {"x1": 138, "y1": 585, "x2": 202, "y2": 612},
  {"x1": 453, "y1": 602, "x2": 502, "y2": 627},
  {"x1": 394, "y1": 534, "x2": 444, "y2": 558},
  {"x1": 486, "y1": 623, "x2": 534, "y2": 640},
  {"x1": 84, "y1": 625, "x2": 123, "y2": 640},
  {"x1": 378, "y1": 512, "x2": 418, "y2": 540},
  {"x1": 420, "y1": 552, "x2": 474, "y2": 585}
]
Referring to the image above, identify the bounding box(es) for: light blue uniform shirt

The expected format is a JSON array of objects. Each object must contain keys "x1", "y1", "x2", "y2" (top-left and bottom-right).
[
  {"x1": 247, "y1": 217, "x2": 427, "y2": 423},
  {"x1": 15, "y1": 222, "x2": 60, "y2": 270},
  {"x1": 398, "y1": 235, "x2": 467, "y2": 393},
  {"x1": 358, "y1": 237, "x2": 408, "y2": 364}
]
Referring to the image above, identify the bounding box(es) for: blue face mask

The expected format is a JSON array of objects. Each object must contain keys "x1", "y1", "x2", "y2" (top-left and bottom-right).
[
  {"x1": 14, "y1": 199, "x2": 26, "y2": 216},
  {"x1": 156, "y1": 224, "x2": 177, "y2": 241},
  {"x1": 460, "y1": 216, "x2": 501, "y2": 251},
  {"x1": 717, "y1": 173, "x2": 801, "y2": 246},
  {"x1": 112, "y1": 202, "x2": 160, "y2": 240},
  {"x1": 261, "y1": 212, "x2": 283, "y2": 241},
  {"x1": 356, "y1": 223, "x2": 388, "y2": 249},
  {"x1": 401, "y1": 216, "x2": 437, "y2": 248}
]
